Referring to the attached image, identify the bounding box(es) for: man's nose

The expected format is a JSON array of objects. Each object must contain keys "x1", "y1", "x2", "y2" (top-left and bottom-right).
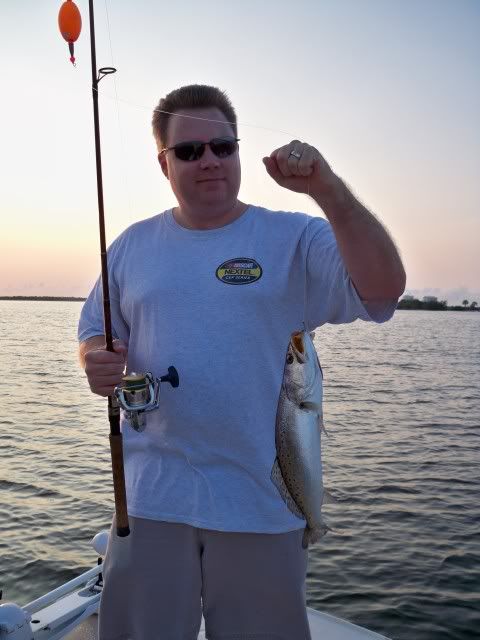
[{"x1": 199, "y1": 144, "x2": 220, "y2": 169}]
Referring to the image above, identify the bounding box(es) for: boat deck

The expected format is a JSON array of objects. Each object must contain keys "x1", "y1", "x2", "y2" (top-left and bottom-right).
[{"x1": 66, "y1": 609, "x2": 389, "y2": 639}]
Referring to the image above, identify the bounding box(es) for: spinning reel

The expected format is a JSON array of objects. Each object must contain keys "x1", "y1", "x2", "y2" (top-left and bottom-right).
[{"x1": 114, "y1": 367, "x2": 179, "y2": 432}]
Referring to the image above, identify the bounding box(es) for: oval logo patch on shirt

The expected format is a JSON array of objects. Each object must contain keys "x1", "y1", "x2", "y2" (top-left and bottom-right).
[{"x1": 216, "y1": 258, "x2": 263, "y2": 285}]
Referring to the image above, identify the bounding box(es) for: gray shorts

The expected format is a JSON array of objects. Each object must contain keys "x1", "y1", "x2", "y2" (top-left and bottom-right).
[{"x1": 99, "y1": 516, "x2": 311, "y2": 640}]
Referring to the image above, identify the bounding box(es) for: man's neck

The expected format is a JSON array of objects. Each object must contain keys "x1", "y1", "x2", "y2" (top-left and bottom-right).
[{"x1": 173, "y1": 201, "x2": 249, "y2": 230}]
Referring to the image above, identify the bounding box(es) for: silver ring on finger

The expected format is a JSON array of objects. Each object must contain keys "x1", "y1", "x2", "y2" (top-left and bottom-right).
[{"x1": 289, "y1": 150, "x2": 302, "y2": 159}]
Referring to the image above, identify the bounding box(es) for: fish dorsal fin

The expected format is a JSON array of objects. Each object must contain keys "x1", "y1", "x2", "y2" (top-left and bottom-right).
[{"x1": 270, "y1": 458, "x2": 305, "y2": 520}]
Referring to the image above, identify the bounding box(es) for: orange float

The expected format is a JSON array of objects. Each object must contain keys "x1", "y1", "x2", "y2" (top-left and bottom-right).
[{"x1": 58, "y1": 0, "x2": 82, "y2": 65}]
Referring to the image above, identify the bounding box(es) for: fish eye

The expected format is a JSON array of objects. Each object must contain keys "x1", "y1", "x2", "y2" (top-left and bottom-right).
[{"x1": 286, "y1": 353, "x2": 294, "y2": 364}]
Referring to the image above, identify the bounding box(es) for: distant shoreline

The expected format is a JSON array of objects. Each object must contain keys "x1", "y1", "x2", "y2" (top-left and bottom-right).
[
  {"x1": 1, "y1": 296, "x2": 478, "y2": 311},
  {"x1": 0, "y1": 296, "x2": 86, "y2": 302},
  {"x1": 398, "y1": 307, "x2": 479, "y2": 311},
  {"x1": 398, "y1": 298, "x2": 479, "y2": 312}
]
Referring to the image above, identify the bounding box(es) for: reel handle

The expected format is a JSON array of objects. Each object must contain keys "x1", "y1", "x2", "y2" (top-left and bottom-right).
[{"x1": 160, "y1": 366, "x2": 179, "y2": 388}]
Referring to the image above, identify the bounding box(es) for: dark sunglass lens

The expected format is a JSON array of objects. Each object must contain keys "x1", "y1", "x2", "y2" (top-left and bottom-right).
[
  {"x1": 210, "y1": 139, "x2": 238, "y2": 158},
  {"x1": 175, "y1": 142, "x2": 205, "y2": 161}
]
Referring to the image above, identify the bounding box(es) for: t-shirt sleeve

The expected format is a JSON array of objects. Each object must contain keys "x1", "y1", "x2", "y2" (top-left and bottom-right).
[
  {"x1": 304, "y1": 217, "x2": 398, "y2": 329},
  {"x1": 77, "y1": 235, "x2": 130, "y2": 344}
]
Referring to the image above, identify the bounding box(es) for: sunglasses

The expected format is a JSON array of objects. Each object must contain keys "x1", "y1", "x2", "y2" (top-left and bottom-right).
[{"x1": 160, "y1": 137, "x2": 240, "y2": 162}]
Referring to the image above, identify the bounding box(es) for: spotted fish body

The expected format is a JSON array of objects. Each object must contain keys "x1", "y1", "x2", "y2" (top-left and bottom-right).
[{"x1": 271, "y1": 330, "x2": 329, "y2": 548}]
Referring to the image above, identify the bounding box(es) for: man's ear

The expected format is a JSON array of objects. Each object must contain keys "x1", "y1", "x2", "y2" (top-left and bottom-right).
[{"x1": 158, "y1": 153, "x2": 169, "y2": 179}]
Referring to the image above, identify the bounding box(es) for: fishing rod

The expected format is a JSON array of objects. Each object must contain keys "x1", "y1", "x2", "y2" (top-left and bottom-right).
[
  {"x1": 58, "y1": 0, "x2": 129, "y2": 537},
  {"x1": 58, "y1": 0, "x2": 179, "y2": 538},
  {"x1": 87, "y1": 0, "x2": 129, "y2": 537}
]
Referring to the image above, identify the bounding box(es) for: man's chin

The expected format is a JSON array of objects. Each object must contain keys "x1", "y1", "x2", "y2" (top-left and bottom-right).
[
  {"x1": 197, "y1": 182, "x2": 227, "y2": 197},
  {"x1": 197, "y1": 192, "x2": 232, "y2": 207},
  {"x1": 191, "y1": 196, "x2": 237, "y2": 214}
]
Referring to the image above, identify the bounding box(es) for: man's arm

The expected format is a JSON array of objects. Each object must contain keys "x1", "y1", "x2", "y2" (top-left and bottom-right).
[
  {"x1": 263, "y1": 141, "x2": 406, "y2": 301},
  {"x1": 311, "y1": 176, "x2": 406, "y2": 301}
]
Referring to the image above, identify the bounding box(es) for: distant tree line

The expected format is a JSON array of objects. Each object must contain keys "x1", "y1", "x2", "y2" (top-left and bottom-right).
[
  {"x1": 0, "y1": 296, "x2": 86, "y2": 302},
  {"x1": 398, "y1": 297, "x2": 479, "y2": 311}
]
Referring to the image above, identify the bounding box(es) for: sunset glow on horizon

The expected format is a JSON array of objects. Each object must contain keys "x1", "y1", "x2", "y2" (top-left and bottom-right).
[{"x1": 1, "y1": 0, "x2": 479, "y2": 305}]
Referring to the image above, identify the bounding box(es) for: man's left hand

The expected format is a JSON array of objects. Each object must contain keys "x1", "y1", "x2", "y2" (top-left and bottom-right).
[{"x1": 263, "y1": 140, "x2": 337, "y2": 198}]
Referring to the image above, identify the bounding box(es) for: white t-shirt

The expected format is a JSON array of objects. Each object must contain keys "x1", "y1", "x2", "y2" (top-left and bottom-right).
[{"x1": 78, "y1": 206, "x2": 397, "y2": 533}]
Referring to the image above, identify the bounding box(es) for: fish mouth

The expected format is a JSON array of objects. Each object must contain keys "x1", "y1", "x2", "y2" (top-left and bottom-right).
[{"x1": 291, "y1": 331, "x2": 307, "y2": 363}]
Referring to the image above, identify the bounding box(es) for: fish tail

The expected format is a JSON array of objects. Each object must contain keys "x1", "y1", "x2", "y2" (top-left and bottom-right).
[
  {"x1": 302, "y1": 522, "x2": 330, "y2": 548},
  {"x1": 302, "y1": 528, "x2": 309, "y2": 549}
]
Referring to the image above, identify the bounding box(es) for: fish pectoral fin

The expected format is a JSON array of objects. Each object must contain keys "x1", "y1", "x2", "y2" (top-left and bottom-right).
[
  {"x1": 302, "y1": 520, "x2": 330, "y2": 548},
  {"x1": 270, "y1": 458, "x2": 305, "y2": 520},
  {"x1": 299, "y1": 401, "x2": 320, "y2": 412}
]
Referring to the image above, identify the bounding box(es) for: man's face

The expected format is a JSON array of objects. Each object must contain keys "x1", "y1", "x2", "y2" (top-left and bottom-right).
[{"x1": 159, "y1": 107, "x2": 241, "y2": 217}]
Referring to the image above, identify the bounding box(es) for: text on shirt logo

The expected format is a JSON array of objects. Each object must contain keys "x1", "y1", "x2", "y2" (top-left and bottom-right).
[{"x1": 216, "y1": 258, "x2": 263, "y2": 285}]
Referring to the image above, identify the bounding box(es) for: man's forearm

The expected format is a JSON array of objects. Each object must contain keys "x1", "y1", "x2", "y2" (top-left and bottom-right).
[{"x1": 312, "y1": 175, "x2": 406, "y2": 301}]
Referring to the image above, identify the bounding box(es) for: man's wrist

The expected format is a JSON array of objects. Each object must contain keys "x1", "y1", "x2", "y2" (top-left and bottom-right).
[{"x1": 311, "y1": 175, "x2": 357, "y2": 224}]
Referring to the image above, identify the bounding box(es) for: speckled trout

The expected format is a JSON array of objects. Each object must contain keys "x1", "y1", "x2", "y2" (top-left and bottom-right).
[{"x1": 271, "y1": 330, "x2": 330, "y2": 549}]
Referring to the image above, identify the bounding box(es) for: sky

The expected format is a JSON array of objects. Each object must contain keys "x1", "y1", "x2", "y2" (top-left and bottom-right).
[{"x1": 1, "y1": 0, "x2": 479, "y2": 305}]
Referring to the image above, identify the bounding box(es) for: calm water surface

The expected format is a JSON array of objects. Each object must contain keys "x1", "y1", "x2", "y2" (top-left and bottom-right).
[{"x1": 0, "y1": 302, "x2": 479, "y2": 639}]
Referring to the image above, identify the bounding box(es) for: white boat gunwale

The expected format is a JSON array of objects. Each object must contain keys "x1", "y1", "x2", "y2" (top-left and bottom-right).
[{"x1": 0, "y1": 533, "x2": 391, "y2": 640}]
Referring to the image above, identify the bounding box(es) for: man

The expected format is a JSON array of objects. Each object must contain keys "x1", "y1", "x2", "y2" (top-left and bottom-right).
[{"x1": 78, "y1": 84, "x2": 405, "y2": 640}]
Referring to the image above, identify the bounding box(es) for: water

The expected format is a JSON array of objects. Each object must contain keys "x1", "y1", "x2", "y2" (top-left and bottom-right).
[{"x1": 0, "y1": 302, "x2": 479, "y2": 639}]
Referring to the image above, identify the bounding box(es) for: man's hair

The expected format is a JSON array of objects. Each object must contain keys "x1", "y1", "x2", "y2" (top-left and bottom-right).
[{"x1": 152, "y1": 84, "x2": 237, "y2": 149}]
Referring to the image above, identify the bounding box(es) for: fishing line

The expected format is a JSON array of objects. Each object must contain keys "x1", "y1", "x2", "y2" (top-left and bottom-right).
[
  {"x1": 94, "y1": 78, "x2": 317, "y2": 328},
  {"x1": 97, "y1": 84, "x2": 317, "y2": 352},
  {"x1": 93, "y1": 87, "x2": 300, "y2": 140},
  {"x1": 103, "y1": 0, "x2": 134, "y2": 220},
  {"x1": 97, "y1": 3, "x2": 317, "y2": 234},
  {"x1": 302, "y1": 177, "x2": 311, "y2": 333}
]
